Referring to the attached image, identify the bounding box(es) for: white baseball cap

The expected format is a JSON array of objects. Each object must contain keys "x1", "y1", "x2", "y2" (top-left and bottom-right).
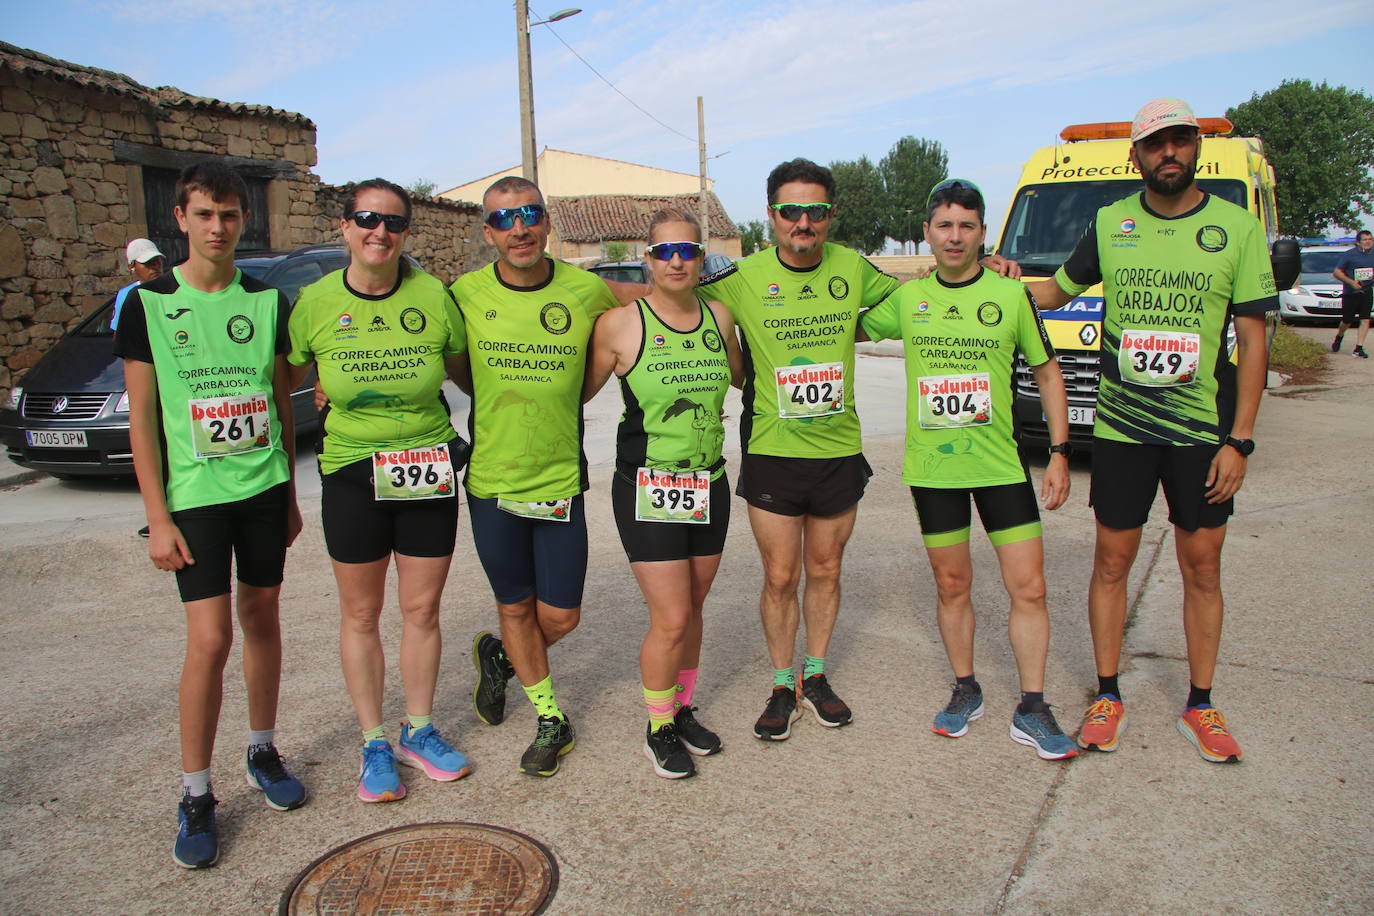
[
  {"x1": 126, "y1": 238, "x2": 164, "y2": 264},
  {"x1": 1130, "y1": 98, "x2": 1200, "y2": 143}
]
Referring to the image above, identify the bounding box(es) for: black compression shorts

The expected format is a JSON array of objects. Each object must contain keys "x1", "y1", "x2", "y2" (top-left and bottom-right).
[
  {"x1": 171, "y1": 481, "x2": 289, "y2": 603},
  {"x1": 320, "y1": 453, "x2": 459, "y2": 564},
  {"x1": 611, "y1": 470, "x2": 730, "y2": 562},
  {"x1": 910, "y1": 480, "x2": 1042, "y2": 547},
  {"x1": 466, "y1": 493, "x2": 588, "y2": 609}
]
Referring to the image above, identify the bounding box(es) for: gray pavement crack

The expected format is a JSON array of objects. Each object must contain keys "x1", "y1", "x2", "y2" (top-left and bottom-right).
[{"x1": 1127, "y1": 649, "x2": 1373, "y2": 683}]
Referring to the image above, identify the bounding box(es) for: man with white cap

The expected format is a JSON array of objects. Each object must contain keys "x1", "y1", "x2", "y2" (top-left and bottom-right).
[
  {"x1": 1031, "y1": 98, "x2": 1277, "y2": 764},
  {"x1": 110, "y1": 238, "x2": 166, "y2": 331}
]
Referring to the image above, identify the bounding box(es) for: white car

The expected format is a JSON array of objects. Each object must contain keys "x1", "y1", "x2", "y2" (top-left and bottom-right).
[{"x1": 1279, "y1": 245, "x2": 1351, "y2": 324}]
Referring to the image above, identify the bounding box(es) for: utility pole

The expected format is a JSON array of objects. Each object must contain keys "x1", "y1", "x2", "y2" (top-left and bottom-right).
[
  {"x1": 516, "y1": 0, "x2": 537, "y2": 184},
  {"x1": 698, "y1": 96, "x2": 709, "y2": 253}
]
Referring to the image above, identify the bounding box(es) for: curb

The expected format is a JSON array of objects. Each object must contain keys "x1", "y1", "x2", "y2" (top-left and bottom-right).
[{"x1": 0, "y1": 468, "x2": 44, "y2": 488}]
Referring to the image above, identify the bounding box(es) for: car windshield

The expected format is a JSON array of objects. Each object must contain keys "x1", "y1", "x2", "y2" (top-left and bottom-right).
[
  {"x1": 997, "y1": 179, "x2": 1248, "y2": 276},
  {"x1": 591, "y1": 266, "x2": 646, "y2": 284},
  {"x1": 1298, "y1": 249, "x2": 1347, "y2": 284},
  {"x1": 75, "y1": 299, "x2": 117, "y2": 338},
  {"x1": 236, "y1": 257, "x2": 282, "y2": 280}
]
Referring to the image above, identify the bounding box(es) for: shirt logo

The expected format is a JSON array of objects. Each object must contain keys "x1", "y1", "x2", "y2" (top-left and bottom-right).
[
  {"x1": 226, "y1": 315, "x2": 254, "y2": 343},
  {"x1": 798, "y1": 284, "x2": 817, "y2": 300},
  {"x1": 174, "y1": 330, "x2": 190, "y2": 345},
  {"x1": 164, "y1": 308, "x2": 192, "y2": 320},
  {"x1": 977, "y1": 302, "x2": 1002, "y2": 327},
  {"x1": 828, "y1": 277, "x2": 849, "y2": 300},
  {"x1": 1120, "y1": 218, "x2": 1136, "y2": 233},
  {"x1": 540, "y1": 302, "x2": 571, "y2": 335},
  {"x1": 943, "y1": 304, "x2": 961, "y2": 319},
  {"x1": 917, "y1": 301, "x2": 929, "y2": 313},
  {"x1": 652, "y1": 334, "x2": 666, "y2": 346},
  {"x1": 1196, "y1": 226, "x2": 1228, "y2": 252},
  {"x1": 702, "y1": 329, "x2": 723, "y2": 352},
  {"x1": 401, "y1": 308, "x2": 426, "y2": 335},
  {"x1": 368, "y1": 315, "x2": 392, "y2": 332},
  {"x1": 682, "y1": 339, "x2": 695, "y2": 350},
  {"x1": 338, "y1": 314, "x2": 353, "y2": 327},
  {"x1": 767, "y1": 283, "x2": 781, "y2": 296}
]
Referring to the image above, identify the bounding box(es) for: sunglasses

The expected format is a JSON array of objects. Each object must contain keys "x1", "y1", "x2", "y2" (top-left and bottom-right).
[
  {"x1": 484, "y1": 204, "x2": 547, "y2": 230},
  {"x1": 647, "y1": 241, "x2": 703, "y2": 262},
  {"x1": 347, "y1": 210, "x2": 410, "y2": 233},
  {"x1": 770, "y1": 202, "x2": 833, "y2": 222},
  {"x1": 925, "y1": 178, "x2": 984, "y2": 207}
]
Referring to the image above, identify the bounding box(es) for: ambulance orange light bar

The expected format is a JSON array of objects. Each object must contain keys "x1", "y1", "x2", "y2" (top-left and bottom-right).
[{"x1": 1060, "y1": 118, "x2": 1234, "y2": 141}]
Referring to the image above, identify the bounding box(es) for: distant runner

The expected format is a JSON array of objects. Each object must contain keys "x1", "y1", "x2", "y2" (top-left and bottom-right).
[{"x1": 1331, "y1": 229, "x2": 1374, "y2": 358}]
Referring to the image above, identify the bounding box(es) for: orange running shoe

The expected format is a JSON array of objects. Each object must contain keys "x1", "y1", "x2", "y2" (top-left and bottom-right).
[
  {"x1": 1077, "y1": 695, "x2": 1126, "y2": 752},
  {"x1": 1177, "y1": 706, "x2": 1243, "y2": 763}
]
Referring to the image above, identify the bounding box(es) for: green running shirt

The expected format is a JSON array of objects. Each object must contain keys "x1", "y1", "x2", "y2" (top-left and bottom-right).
[
  {"x1": 451, "y1": 259, "x2": 618, "y2": 501},
  {"x1": 615, "y1": 298, "x2": 730, "y2": 480},
  {"x1": 1055, "y1": 192, "x2": 1278, "y2": 446},
  {"x1": 287, "y1": 269, "x2": 467, "y2": 475},
  {"x1": 862, "y1": 269, "x2": 1054, "y2": 488},
  {"x1": 700, "y1": 243, "x2": 900, "y2": 458},
  {"x1": 112, "y1": 267, "x2": 290, "y2": 512}
]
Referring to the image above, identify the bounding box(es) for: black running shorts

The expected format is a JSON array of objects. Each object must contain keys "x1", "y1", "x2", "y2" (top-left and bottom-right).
[
  {"x1": 170, "y1": 481, "x2": 289, "y2": 603},
  {"x1": 735, "y1": 452, "x2": 871, "y2": 517},
  {"x1": 611, "y1": 470, "x2": 731, "y2": 562},
  {"x1": 320, "y1": 453, "x2": 459, "y2": 564},
  {"x1": 1089, "y1": 439, "x2": 1232, "y2": 531},
  {"x1": 1340, "y1": 289, "x2": 1372, "y2": 323}
]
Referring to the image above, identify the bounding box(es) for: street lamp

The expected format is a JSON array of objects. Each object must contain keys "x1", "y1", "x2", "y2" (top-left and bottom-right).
[{"x1": 517, "y1": 3, "x2": 582, "y2": 186}]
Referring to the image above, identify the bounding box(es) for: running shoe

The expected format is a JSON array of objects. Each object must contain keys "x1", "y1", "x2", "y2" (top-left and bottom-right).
[
  {"x1": 932, "y1": 682, "x2": 985, "y2": 738},
  {"x1": 245, "y1": 744, "x2": 307, "y2": 811},
  {"x1": 357, "y1": 739, "x2": 406, "y2": 803},
  {"x1": 1010, "y1": 707, "x2": 1079, "y2": 760},
  {"x1": 472, "y1": 632, "x2": 514, "y2": 726},
  {"x1": 643, "y1": 722, "x2": 697, "y2": 779},
  {"x1": 674, "y1": 705, "x2": 722, "y2": 756},
  {"x1": 1177, "y1": 705, "x2": 1243, "y2": 763},
  {"x1": 519, "y1": 716, "x2": 576, "y2": 777},
  {"x1": 800, "y1": 674, "x2": 853, "y2": 727},
  {"x1": 173, "y1": 792, "x2": 219, "y2": 869},
  {"x1": 1077, "y1": 694, "x2": 1126, "y2": 752},
  {"x1": 753, "y1": 686, "x2": 800, "y2": 741},
  {"x1": 396, "y1": 722, "x2": 472, "y2": 781},
  {"x1": 1355, "y1": 346, "x2": 1369, "y2": 359},
  {"x1": 1332, "y1": 332, "x2": 1344, "y2": 352}
]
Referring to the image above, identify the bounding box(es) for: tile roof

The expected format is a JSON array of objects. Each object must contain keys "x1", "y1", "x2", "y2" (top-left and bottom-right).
[
  {"x1": 0, "y1": 41, "x2": 313, "y2": 127},
  {"x1": 547, "y1": 193, "x2": 739, "y2": 243}
]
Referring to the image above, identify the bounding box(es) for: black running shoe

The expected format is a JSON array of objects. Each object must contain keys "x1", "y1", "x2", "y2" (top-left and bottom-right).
[
  {"x1": 472, "y1": 631, "x2": 514, "y2": 726},
  {"x1": 173, "y1": 792, "x2": 219, "y2": 869},
  {"x1": 1332, "y1": 332, "x2": 1344, "y2": 352},
  {"x1": 800, "y1": 674, "x2": 853, "y2": 727},
  {"x1": 753, "y1": 686, "x2": 800, "y2": 741},
  {"x1": 674, "y1": 705, "x2": 722, "y2": 756},
  {"x1": 519, "y1": 715, "x2": 576, "y2": 777},
  {"x1": 644, "y1": 722, "x2": 696, "y2": 779}
]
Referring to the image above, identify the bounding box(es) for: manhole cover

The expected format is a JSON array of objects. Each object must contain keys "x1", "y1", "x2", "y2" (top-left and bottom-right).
[{"x1": 281, "y1": 822, "x2": 558, "y2": 916}]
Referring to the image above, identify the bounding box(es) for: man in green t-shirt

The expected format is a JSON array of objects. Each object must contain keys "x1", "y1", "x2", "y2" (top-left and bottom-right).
[
  {"x1": 699, "y1": 159, "x2": 903, "y2": 739},
  {"x1": 861, "y1": 178, "x2": 1076, "y2": 760},
  {"x1": 114, "y1": 162, "x2": 306, "y2": 869},
  {"x1": 1032, "y1": 98, "x2": 1278, "y2": 764},
  {"x1": 451, "y1": 176, "x2": 618, "y2": 777}
]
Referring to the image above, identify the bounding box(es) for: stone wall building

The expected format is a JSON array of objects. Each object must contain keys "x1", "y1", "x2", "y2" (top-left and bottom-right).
[{"x1": 0, "y1": 42, "x2": 485, "y2": 399}]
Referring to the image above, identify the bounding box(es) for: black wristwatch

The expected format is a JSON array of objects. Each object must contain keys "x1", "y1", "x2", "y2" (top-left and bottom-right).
[
  {"x1": 1224, "y1": 436, "x2": 1255, "y2": 456},
  {"x1": 1048, "y1": 442, "x2": 1071, "y2": 458}
]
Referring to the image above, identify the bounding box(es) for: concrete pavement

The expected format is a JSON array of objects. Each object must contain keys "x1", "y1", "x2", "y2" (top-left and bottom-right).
[{"x1": 0, "y1": 335, "x2": 1370, "y2": 915}]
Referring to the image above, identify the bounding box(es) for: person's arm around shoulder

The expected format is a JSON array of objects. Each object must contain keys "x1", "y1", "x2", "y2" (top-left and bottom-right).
[
  {"x1": 1029, "y1": 356, "x2": 1070, "y2": 510},
  {"x1": 1206, "y1": 313, "x2": 1266, "y2": 503},
  {"x1": 707, "y1": 299, "x2": 745, "y2": 388},
  {"x1": 583, "y1": 302, "x2": 636, "y2": 403}
]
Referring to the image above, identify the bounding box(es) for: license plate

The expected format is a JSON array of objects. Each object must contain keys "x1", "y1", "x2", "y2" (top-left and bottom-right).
[
  {"x1": 26, "y1": 429, "x2": 88, "y2": 448},
  {"x1": 1068, "y1": 406, "x2": 1096, "y2": 426}
]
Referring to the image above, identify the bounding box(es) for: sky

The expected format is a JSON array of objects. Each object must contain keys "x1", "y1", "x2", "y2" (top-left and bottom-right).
[{"x1": 8, "y1": 0, "x2": 1374, "y2": 248}]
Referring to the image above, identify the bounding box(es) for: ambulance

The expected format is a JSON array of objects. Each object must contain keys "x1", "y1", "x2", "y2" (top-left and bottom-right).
[{"x1": 994, "y1": 118, "x2": 1280, "y2": 446}]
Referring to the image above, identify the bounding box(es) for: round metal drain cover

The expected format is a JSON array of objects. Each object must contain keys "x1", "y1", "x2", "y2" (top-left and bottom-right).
[{"x1": 281, "y1": 822, "x2": 558, "y2": 915}]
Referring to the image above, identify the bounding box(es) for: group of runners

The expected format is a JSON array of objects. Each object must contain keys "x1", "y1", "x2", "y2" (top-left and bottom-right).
[{"x1": 115, "y1": 96, "x2": 1277, "y2": 871}]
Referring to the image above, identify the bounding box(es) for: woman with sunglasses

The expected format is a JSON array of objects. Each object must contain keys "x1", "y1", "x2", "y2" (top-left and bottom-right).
[
  {"x1": 288, "y1": 178, "x2": 471, "y2": 802},
  {"x1": 584, "y1": 207, "x2": 743, "y2": 778}
]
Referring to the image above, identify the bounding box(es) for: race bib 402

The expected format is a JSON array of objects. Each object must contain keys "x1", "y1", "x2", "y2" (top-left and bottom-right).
[{"x1": 775, "y1": 362, "x2": 845, "y2": 419}]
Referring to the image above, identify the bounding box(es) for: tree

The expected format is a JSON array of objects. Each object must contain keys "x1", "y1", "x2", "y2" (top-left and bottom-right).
[
  {"x1": 1227, "y1": 80, "x2": 1374, "y2": 237},
  {"x1": 737, "y1": 219, "x2": 768, "y2": 254},
  {"x1": 878, "y1": 137, "x2": 948, "y2": 252},
  {"x1": 828, "y1": 156, "x2": 888, "y2": 254},
  {"x1": 407, "y1": 179, "x2": 437, "y2": 199},
  {"x1": 604, "y1": 241, "x2": 630, "y2": 262}
]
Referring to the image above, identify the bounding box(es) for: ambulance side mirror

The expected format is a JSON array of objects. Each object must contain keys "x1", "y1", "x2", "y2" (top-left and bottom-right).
[{"x1": 1271, "y1": 239, "x2": 1301, "y2": 292}]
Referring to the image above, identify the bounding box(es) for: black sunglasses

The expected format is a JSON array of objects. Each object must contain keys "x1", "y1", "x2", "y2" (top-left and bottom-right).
[
  {"x1": 347, "y1": 210, "x2": 410, "y2": 233},
  {"x1": 484, "y1": 204, "x2": 547, "y2": 230},
  {"x1": 770, "y1": 202, "x2": 833, "y2": 222}
]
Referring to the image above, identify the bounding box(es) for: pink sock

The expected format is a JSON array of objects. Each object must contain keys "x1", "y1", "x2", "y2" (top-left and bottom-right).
[{"x1": 676, "y1": 668, "x2": 700, "y2": 708}]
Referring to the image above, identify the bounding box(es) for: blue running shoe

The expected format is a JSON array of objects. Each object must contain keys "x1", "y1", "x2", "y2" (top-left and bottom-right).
[
  {"x1": 933, "y1": 682, "x2": 984, "y2": 738},
  {"x1": 396, "y1": 721, "x2": 472, "y2": 782},
  {"x1": 1011, "y1": 707, "x2": 1079, "y2": 760},
  {"x1": 357, "y1": 739, "x2": 406, "y2": 803},
  {"x1": 173, "y1": 791, "x2": 219, "y2": 869},
  {"x1": 245, "y1": 744, "x2": 307, "y2": 811}
]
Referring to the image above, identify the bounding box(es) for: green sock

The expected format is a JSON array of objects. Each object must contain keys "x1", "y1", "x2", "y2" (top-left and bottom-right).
[
  {"x1": 362, "y1": 724, "x2": 386, "y2": 743},
  {"x1": 643, "y1": 686, "x2": 677, "y2": 732},
  {"x1": 523, "y1": 675, "x2": 564, "y2": 719},
  {"x1": 405, "y1": 714, "x2": 433, "y2": 731},
  {"x1": 772, "y1": 667, "x2": 796, "y2": 690},
  {"x1": 803, "y1": 655, "x2": 825, "y2": 679}
]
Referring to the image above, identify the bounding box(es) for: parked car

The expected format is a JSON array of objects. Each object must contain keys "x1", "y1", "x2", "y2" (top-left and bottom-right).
[
  {"x1": 0, "y1": 244, "x2": 361, "y2": 478},
  {"x1": 1278, "y1": 244, "x2": 1351, "y2": 325},
  {"x1": 587, "y1": 252, "x2": 736, "y2": 286}
]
